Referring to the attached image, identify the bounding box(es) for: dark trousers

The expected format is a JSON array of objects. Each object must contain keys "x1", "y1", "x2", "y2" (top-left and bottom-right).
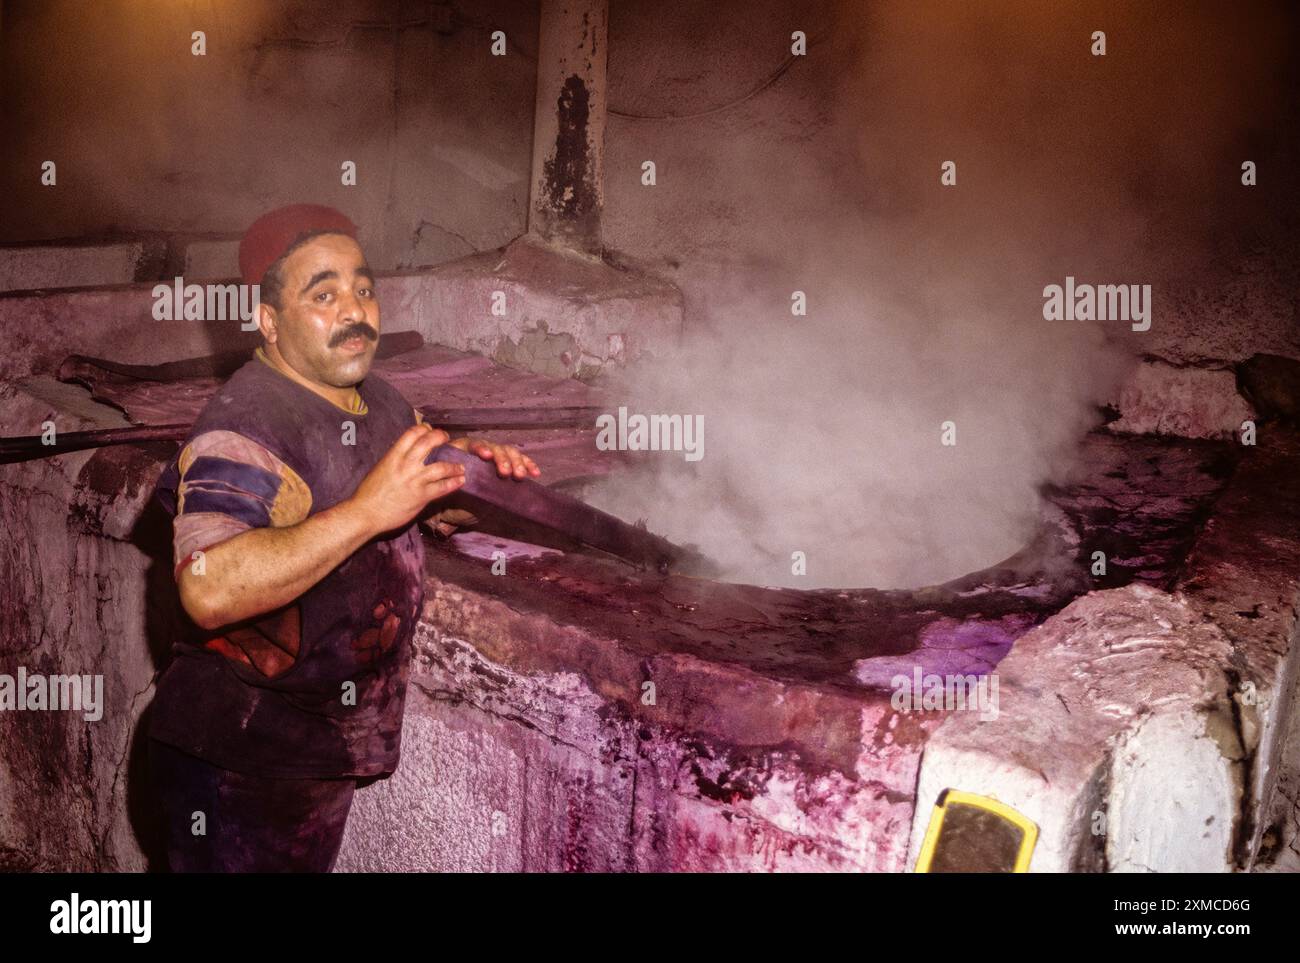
[{"x1": 149, "y1": 737, "x2": 357, "y2": 872}]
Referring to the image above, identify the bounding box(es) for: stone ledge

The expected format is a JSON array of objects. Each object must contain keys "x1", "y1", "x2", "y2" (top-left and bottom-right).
[
  {"x1": 0, "y1": 240, "x2": 682, "y2": 383},
  {"x1": 1175, "y1": 429, "x2": 1300, "y2": 865},
  {"x1": 907, "y1": 584, "x2": 1240, "y2": 872},
  {"x1": 0, "y1": 287, "x2": 265, "y2": 384},
  {"x1": 0, "y1": 240, "x2": 154, "y2": 295},
  {"x1": 1108, "y1": 359, "x2": 1253, "y2": 440},
  {"x1": 380, "y1": 235, "x2": 683, "y2": 379},
  {"x1": 907, "y1": 430, "x2": 1300, "y2": 872}
]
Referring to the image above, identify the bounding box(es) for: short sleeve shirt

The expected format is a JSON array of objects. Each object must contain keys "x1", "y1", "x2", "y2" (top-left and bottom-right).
[{"x1": 149, "y1": 349, "x2": 428, "y2": 779}]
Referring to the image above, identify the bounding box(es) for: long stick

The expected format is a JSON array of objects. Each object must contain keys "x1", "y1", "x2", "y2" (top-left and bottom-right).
[
  {"x1": 0, "y1": 408, "x2": 711, "y2": 574},
  {"x1": 0, "y1": 406, "x2": 603, "y2": 464},
  {"x1": 428, "y1": 443, "x2": 715, "y2": 576}
]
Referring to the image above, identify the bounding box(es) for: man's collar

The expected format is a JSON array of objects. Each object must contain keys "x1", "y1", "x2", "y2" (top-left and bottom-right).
[{"x1": 253, "y1": 346, "x2": 368, "y2": 415}]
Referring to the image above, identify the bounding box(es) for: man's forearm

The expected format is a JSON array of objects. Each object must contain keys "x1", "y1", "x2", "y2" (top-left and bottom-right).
[{"x1": 178, "y1": 497, "x2": 375, "y2": 630}]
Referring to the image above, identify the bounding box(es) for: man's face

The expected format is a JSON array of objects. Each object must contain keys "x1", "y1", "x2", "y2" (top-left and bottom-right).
[{"x1": 261, "y1": 233, "x2": 380, "y2": 388}]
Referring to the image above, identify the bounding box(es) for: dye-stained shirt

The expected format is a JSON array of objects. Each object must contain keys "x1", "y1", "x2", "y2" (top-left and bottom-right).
[{"x1": 149, "y1": 348, "x2": 428, "y2": 779}]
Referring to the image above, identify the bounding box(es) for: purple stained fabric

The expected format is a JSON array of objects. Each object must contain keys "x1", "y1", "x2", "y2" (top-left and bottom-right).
[
  {"x1": 149, "y1": 354, "x2": 425, "y2": 779},
  {"x1": 149, "y1": 738, "x2": 355, "y2": 872}
]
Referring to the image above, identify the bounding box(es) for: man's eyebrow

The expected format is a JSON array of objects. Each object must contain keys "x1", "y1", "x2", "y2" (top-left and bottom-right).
[
  {"x1": 355, "y1": 266, "x2": 375, "y2": 284},
  {"x1": 300, "y1": 269, "x2": 338, "y2": 295}
]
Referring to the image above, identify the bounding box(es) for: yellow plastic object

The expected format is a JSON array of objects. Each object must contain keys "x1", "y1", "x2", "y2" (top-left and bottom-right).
[{"x1": 915, "y1": 789, "x2": 1038, "y2": 873}]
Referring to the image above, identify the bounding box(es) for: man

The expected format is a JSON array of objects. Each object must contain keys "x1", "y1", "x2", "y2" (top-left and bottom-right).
[{"x1": 148, "y1": 204, "x2": 539, "y2": 872}]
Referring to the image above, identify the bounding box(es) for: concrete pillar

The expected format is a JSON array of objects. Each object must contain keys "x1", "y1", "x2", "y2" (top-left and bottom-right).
[{"x1": 527, "y1": 0, "x2": 609, "y2": 258}]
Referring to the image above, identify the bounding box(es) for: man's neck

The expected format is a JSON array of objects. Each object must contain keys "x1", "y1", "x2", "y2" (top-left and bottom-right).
[{"x1": 257, "y1": 343, "x2": 362, "y2": 412}]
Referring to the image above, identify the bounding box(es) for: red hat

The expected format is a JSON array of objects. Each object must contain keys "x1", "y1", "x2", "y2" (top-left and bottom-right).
[{"x1": 238, "y1": 204, "x2": 358, "y2": 286}]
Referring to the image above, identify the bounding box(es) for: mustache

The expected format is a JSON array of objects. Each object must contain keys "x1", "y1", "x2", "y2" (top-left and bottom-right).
[{"x1": 330, "y1": 323, "x2": 379, "y2": 348}]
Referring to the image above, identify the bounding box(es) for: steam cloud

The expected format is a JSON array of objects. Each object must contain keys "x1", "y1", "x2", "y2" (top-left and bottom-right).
[{"x1": 588, "y1": 0, "x2": 1288, "y2": 588}]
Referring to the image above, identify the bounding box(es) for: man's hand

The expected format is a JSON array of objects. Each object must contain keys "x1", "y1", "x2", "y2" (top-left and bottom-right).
[
  {"x1": 424, "y1": 436, "x2": 540, "y2": 537},
  {"x1": 177, "y1": 424, "x2": 468, "y2": 630},
  {"x1": 449, "y1": 436, "x2": 541, "y2": 479},
  {"x1": 351, "y1": 423, "x2": 467, "y2": 534}
]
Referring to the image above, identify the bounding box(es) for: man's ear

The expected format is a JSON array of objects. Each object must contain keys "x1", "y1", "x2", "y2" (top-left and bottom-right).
[{"x1": 257, "y1": 301, "x2": 279, "y2": 344}]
